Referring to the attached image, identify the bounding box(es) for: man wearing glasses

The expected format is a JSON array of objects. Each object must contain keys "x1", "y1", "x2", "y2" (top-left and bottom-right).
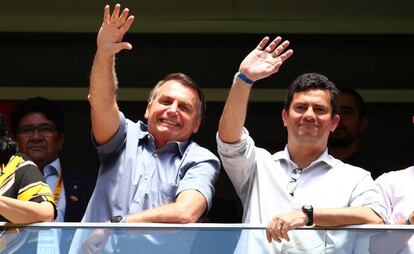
[
  {"x1": 10, "y1": 97, "x2": 95, "y2": 252},
  {"x1": 11, "y1": 97, "x2": 94, "y2": 222}
]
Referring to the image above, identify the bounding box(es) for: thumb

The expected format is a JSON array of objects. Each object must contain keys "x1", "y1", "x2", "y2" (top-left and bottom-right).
[{"x1": 114, "y1": 42, "x2": 133, "y2": 53}]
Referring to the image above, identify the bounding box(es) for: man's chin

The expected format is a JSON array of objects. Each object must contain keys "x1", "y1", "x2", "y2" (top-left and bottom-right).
[{"x1": 26, "y1": 150, "x2": 46, "y2": 160}]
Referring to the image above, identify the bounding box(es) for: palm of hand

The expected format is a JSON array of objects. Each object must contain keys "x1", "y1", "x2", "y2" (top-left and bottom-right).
[
  {"x1": 97, "y1": 23, "x2": 126, "y2": 53},
  {"x1": 240, "y1": 49, "x2": 282, "y2": 80}
]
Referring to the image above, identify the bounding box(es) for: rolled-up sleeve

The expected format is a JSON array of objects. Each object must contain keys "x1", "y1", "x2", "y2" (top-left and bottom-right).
[
  {"x1": 216, "y1": 128, "x2": 257, "y2": 198},
  {"x1": 176, "y1": 146, "x2": 220, "y2": 211},
  {"x1": 351, "y1": 174, "x2": 390, "y2": 224},
  {"x1": 95, "y1": 113, "x2": 127, "y2": 159}
]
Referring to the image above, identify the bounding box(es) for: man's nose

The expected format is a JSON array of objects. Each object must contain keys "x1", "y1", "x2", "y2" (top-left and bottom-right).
[
  {"x1": 303, "y1": 107, "x2": 316, "y2": 118},
  {"x1": 30, "y1": 128, "x2": 43, "y2": 139},
  {"x1": 167, "y1": 103, "x2": 179, "y2": 114}
]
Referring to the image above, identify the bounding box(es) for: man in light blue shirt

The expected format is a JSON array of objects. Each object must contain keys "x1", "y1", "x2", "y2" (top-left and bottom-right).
[{"x1": 71, "y1": 4, "x2": 220, "y2": 253}]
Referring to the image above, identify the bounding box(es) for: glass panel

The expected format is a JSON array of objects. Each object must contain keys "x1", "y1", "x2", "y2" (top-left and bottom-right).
[{"x1": 0, "y1": 223, "x2": 414, "y2": 254}]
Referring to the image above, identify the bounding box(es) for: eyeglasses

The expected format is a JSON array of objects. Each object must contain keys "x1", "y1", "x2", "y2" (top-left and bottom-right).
[
  {"x1": 287, "y1": 168, "x2": 302, "y2": 197},
  {"x1": 17, "y1": 124, "x2": 57, "y2": 137}
]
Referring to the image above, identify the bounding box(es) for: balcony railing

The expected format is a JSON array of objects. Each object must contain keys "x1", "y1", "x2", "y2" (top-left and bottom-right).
[{"x1": 1, "y1": 222, "x2": 413, "y2": 253}]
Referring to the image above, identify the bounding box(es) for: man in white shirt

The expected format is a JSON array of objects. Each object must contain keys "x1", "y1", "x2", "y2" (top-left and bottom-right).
[
  {"x1": 371, "y1": 115, "x2": 414, "y2": 253},
  {"x1": 217, "y1": 36, "x2": 387, "y2": 253}
]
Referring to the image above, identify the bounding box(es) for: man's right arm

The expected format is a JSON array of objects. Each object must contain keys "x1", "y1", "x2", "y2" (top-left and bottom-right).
[
  {"x1": 89, "y1": 4, "x2": 134, "y2": 145},
  {"x1": 218, "y1": 36, "x2": 293, "y2": 144}
]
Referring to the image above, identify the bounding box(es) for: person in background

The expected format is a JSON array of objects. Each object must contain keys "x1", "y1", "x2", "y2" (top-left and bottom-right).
[
  {"x1": 370, "y1": 115, "x2": 414, "y2": 253},
  {"x1": 11, "y1": 97, "x2": 94, "y2": 223},
  {"x1": 0, "y1": 112, "x2": 56, "y2": 253},
  {"x1": 0, "y1": 111, "x2": 56, "y2": 223},
  {"x1": 328, "y1": 86, "x2": 383, "y2": 179},
  {"x1": 217, "y1": 36, "x2": 387, "y2": 253},
  {"x1": 11, "y1": 97, "x2": 95, "y2": 253}
]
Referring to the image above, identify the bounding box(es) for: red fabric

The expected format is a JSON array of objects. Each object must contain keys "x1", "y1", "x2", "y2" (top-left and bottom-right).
[{"x1": 0, "y1": 101, "x2": 17, "y2": 135}]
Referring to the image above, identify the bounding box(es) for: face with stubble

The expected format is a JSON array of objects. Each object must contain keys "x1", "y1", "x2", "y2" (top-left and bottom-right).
[
  {"x1": 328, "y1": 94, "x2": 365, "y2": 148},
  {"x1": 144, "y1": 80, "x2": 201, "y2": 148}
]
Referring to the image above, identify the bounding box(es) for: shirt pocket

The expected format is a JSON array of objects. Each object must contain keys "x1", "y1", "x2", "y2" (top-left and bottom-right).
[{"x1": 150, "y1": 182, "x2": 179, "y2": 207}]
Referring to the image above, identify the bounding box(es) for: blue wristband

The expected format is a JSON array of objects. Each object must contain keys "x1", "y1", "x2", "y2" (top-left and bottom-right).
[
  {"x1": 406, "y1": 218, "x2": 411, "y2": 225},
  {"x1": 236, "y1": 71, "x2": 255, "y2": 85}
]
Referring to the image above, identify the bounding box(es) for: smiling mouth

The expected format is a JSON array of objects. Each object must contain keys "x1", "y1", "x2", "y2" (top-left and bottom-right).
[
  {"x1": 160, "y1": 119, "x2": 179, "y2": 127},
  {"x1": 300, "y1": 124, "x2": 318, "y2": 128}
]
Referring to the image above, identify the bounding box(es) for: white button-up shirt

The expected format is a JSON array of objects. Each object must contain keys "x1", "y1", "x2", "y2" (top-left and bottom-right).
[{"x1": 217, "y1": 128, "x2": 387, "y2": 253}]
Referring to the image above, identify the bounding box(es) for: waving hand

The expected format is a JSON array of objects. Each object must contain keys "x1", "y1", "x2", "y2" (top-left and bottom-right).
[
  {"x1": 239, "y1": 36, "x2": 293, "y2": 82},
  {"x1": 97, "y1": 4, "x2": 135, "y2": 56}
]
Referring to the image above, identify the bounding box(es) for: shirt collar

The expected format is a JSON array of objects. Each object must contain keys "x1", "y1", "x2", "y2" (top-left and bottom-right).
[
  {"x1": 138, "y1": 121, "x2": 188, "y2": 156},
  {"x1": 43, "y1": 158, "x2": 62, "y2": 177},
  {"x1": 273, "y1": 145, "x2": 336, "y2": 169}
]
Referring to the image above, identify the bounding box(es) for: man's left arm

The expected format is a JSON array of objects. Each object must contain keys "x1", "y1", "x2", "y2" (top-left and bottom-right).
[
  {"x1": 266, "y1": 206, "x2": 384, "y2": 243},
  {"x1": 125, "y1": 190, "x2": 207, "y2": 223},
  {"x1": 126, "y1": 151, "x2": 220, "y2": 223},
  {"x1": 267, "y1": 172, "x2": 387, "y2": 242}
]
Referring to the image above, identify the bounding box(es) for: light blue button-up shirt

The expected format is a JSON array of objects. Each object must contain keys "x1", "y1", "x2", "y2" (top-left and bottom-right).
[
  {"x1": 69, "y1": 113, "x2": 220, "y2": 253},
  {"x1": 82, "y1": 112, "x2": 220, "y2": 222},
  {"x1": 43, "y1": 158, "x2": 66, "y2": 222}
]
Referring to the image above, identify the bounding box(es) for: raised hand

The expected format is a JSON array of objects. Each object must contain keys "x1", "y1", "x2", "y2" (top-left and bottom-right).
[
  {"x1": 239, "y1": 36, "x2": 293, "y2": 83},
  {"x1": 97, "y1": 4, "x2": 135, "y2": 56}
]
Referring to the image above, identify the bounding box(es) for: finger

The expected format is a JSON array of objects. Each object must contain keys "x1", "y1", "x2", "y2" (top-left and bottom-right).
[
  {"x1": 265, "y1": 37, "x2": 282, "y2": 53},
  {"x1": 256, "y1": 36, "x2": 270, "y2": 50},
  {"x1": 110, "y1": 4, "x2": 121, "y2": 23},
  {"x1": 114, "y1": 42, "x2": 133, "y2": 53},
  {"x1": 280, "y1": 224, "x2": 290, "y2": 241},
  {"x1": 117, "y1": 8, "x2": 130, "y2": 26},
  {"x1": 103, "y1": 5, "x2": 111, "y2": 23},
  {"x1": 272, "y1": 233, "x2": 282, "y2": 243},
  {"x1": 272, "y1": 40, "x2": 290, "y2": 57},
  {"x1": 279, "y1": 49, "x2": 294, "y2": 62},
  {"x1": 120, "y1": 15, "x2": 135, "y2": 34},
  {"x1": 266, "y1": 227, "x2": 273, "y2": 243}
]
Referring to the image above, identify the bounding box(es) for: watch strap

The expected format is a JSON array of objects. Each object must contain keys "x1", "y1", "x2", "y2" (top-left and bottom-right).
[{"x1": 301, "y1": 205, "x2": 314, "y2": 226}]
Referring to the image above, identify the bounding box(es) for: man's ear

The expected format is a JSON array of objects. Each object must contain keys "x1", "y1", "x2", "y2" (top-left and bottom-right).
[
  {"x1": 192, "y1": 117, "x2": 201, "y2": 134},
  {"x1": 331, "y1": 114, "x2": 340, "y2": 132},
  {"x1": 281, "y1": 109, "x2": 288, "y2": 127},
  {"x1": 144, "y1": 101, "x2": 152, "y2": 119}
]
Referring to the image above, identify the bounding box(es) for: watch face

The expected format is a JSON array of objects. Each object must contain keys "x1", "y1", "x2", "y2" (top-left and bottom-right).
[
  {"x1": 111, "y1": 215, "x2": 123, "y2": 223},
  {"x1": 303, "y1": 205, "x2": 313, "y2": 210}
]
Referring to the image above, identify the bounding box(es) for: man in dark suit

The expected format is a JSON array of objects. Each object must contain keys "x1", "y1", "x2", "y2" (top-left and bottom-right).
[
  {"x1": 11, "y1": 96, "x2": 95, "y2": 222},
  {"x1": 11, "y1": 97, "x2": 95, "y2": 251}
]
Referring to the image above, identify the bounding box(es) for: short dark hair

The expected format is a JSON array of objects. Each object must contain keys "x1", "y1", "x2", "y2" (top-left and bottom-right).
[
  {"x1": 11, "y1": 97, "x2": 64, "y2": 135},
  {"x1": 148, "y1": 73, "x2": 206, "y2": 119},
  {"x1": 0, "y1": 113, "x2": 18, "y2": 165},
  {"x1": 284, "y1": 73, "x2": 339, "y2": 116},
  {"x1": 337, "y1": 86, "x2": 366, "y2": 118}
]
